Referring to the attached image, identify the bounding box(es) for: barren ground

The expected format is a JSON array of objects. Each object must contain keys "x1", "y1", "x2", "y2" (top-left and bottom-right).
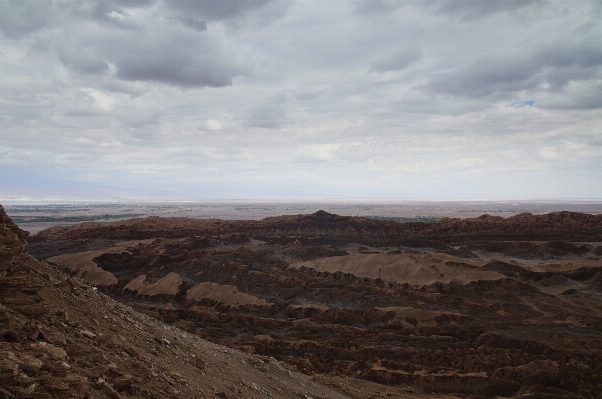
[{"x1": 19, "y1": 209, "x2": 602, "y2": 398}]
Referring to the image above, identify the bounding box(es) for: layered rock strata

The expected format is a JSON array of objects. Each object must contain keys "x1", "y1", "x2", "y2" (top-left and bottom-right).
[
  {"x1": 29, "y1": 210, "x2": 602, "y2": 398},
  {"x1": 0, "y1": 205, "x2": 362, "y2": 399}
]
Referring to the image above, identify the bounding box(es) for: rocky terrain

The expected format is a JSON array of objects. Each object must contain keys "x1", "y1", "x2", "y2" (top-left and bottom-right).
[
  {"x1": 3, "y1": 204, "x2": 455, "y2": 399},
  {"x1": 22, "y1": 209, "x2": 602, "y2": 398}
]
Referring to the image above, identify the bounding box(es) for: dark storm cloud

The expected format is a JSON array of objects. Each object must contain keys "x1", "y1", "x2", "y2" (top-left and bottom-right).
[
  {"x1": 165, "y1": 0, "x2": 273, "y2": 21},
  {"x1": 370, "y1": 48, "x2": 422, "y2": 73}
]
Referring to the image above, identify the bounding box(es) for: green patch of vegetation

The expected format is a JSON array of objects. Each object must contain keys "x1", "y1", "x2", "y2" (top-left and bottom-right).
[{"x1": 363, "y1": 215, "x2": 441, "y2": 223}]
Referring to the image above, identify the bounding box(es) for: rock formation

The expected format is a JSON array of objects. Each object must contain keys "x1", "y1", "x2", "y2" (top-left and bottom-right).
[
  {"x1": 0, "y1": 205, "x2": 371, "y2": 399},
  {"x1": 25, "y1": 209, "x2": 602, "y2": 398}
]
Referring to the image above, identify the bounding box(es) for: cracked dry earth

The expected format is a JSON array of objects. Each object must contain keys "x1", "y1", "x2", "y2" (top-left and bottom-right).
[{"x1": 17, "y1": 208, "x2": 602, "y2": 398}]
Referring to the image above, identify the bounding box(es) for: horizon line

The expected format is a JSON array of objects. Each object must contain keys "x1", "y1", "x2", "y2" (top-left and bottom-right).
[{"x1": 3, "y1": 198, "x2": 602, "y2": 205}]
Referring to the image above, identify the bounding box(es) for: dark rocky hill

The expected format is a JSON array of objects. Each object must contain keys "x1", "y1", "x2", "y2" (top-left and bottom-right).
[{"x1": 31, "y1": 210, "x2": 602, "y2": 244}]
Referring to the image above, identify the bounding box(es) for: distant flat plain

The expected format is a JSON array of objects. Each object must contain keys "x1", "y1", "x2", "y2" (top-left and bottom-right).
[{"x1": 5, "y1": 200, "x2": 602, "y2": 235}]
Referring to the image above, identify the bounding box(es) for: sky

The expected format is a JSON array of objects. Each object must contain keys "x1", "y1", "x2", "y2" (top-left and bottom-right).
[{"x1": 1, "y1": 0, "x2": 601, "y2": 202}]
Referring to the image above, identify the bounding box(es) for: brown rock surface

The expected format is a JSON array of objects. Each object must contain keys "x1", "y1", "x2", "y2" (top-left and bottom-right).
[
  {"x1": 292, "y1": 252, "x2": 503, "y2": 285},
  {"x1": 2, "y1": 205, "x2": 405, "y2": 399},
  {"x1": 135, "y1": 272, "x2": 183, "y2": 297},
  {"x1": 26, "y1": 209, "x2": 602, "y2": 398},
  {"x1": 29, "y1": 209, "x2": 602, "y2": 245},
  {"x1": 186, "y1": 282, "x2": 270, "y2": 307}
]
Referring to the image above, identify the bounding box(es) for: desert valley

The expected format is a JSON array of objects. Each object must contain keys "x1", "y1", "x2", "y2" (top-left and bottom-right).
[
  {"x1": 3, "y1": 1, "x2": 602, "y2": 398},
  {"x1": 2, "y1": 203, "x2": 601, "y2": 398}
]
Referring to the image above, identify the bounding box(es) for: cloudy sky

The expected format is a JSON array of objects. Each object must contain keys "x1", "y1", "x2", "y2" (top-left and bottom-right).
[{"x1": 1, "y1": 0, "x2": 601, "y2": 202}]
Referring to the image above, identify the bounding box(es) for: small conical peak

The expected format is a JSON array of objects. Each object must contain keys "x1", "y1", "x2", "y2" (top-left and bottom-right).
[{"x1": 313, "y1": 210, "x2": 332, "y2": 217}]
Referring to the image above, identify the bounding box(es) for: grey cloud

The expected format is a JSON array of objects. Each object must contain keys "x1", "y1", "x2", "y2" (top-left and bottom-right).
[
  {"x1": 79, "y1": 2, "x2": 141, "y2": 30},
  {"x1": 429, "y1": 0, "x2": 544, "y2": 21},
  {"x1": 0, "y1": 0, "x2": 249, "y2": 88},
  {"x1": 0, "y1": 0, "x2": 154, "y2": 40},
  {"x1": 247, "y1": 108, "x2": 287, "y2": 129},
  {"x1": 355, "y1": 0, "x2": 402, "y2": 15},
  {"x1": 0, "y1": 0, "x2": 53, "y2": 38},
  {"x1": 101, "y1": 80, "x2": 147, "y2": 97},
  {"x1": 56, "y1": 36, "x2": 241, "y2": 88},
  {"x1": 422, "y1": 43, "x2": 602, "y2": 100},
  {"x1": 112, "y1": 0, "x2": 156, "y2": 7},
  {"x1": 543, "y1": 96, "x2": 602, "y2": 111},
  {"x1": 50, "y1": 3, "x2": 243, "y2": 87},
  {"x1": 590, "y1": 136, "x2": 602, "y2": 146},
  {"x1": 371, "y1": 48, "x2": 422, "y2": 73},
  {"x1": 111, "y1": 38, "x2": 242, "y2": 87},
  {"x1": 247, "y1": 99, "x2": 287, "y2": 129},
  {"x1": 57, "y1": 47, "x2": 109, "y2": 75},
  {"x1": 422, "y1": 57, "x2": 536, "y2": 98},
  {"x1": 538, "y1": 45, "x2": 602, "y2": 70},
  {"x1": 165, "y1": 0, "x2": 272, "y2": 21},
  {"x1": 2, "y1": 0, "x2": 602, "y2": 201},
  {"x1": 355, "y1": 0, "x2": 543, "y2": 19},
  {"x1": 541, "y1": 66, "x2": 601, "y2": 92},
  {"x1": 175, "y1": 15, "x2": 207, "y2": 31},
  {"x1": 539, "y1": 81, "x2": 602, "y2": 110}
]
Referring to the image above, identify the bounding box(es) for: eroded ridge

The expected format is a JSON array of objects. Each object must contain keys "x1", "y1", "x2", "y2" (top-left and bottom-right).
[
  {"x1": 0, "y1": 205, "x2": 363, "y2": 399},
  {"x1": 30, "y1": 210, "x2": 602, "y2": 398}
]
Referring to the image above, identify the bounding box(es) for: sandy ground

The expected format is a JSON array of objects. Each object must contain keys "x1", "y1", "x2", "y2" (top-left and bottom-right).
[
  {"x1": 47, "y1": 249, "x2": 119, "y2": 286},
  {"x1": 187, "y1": 282, "x2": 270, "y2": 307},
  {"x1": 46, "y1": 239, "x2": 155, "y2": 286},
  {"x1": 292, "y1": 252, "x2": 503, "y2": 286}
]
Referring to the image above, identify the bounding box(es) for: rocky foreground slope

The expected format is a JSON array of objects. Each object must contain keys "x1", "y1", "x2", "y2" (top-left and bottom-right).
[
  {"x1": 2, "y1": 205, "x2": 429, "y2": 399},
  {"x1": 26, "y1": 210, "x2": 602, "y2": 398}
]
